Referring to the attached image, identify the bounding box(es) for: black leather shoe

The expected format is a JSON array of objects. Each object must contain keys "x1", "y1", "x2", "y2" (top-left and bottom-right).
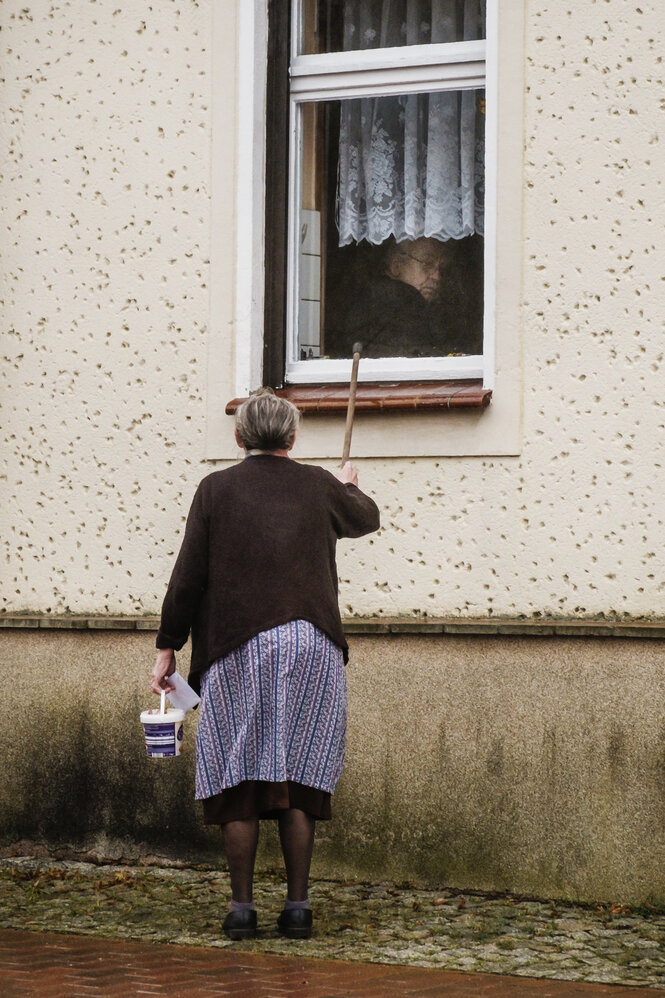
[
  {"x1": 222, "y1": 909, "x2": 257, "y2": 940},
  {"x1": 277, "y1": 907, "x2": 313, "y2": 939}
]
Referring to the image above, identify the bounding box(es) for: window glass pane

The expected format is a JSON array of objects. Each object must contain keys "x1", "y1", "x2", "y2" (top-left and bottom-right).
[
  {"x1": 295, "y1": 89, "x2": 485, "y2": 362},
  {"x1": 299, "y1": 0, "x2": 486, "y2": 56}
]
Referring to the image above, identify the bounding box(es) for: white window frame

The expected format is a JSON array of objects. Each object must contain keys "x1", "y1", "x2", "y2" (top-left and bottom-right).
[
  {"x1": 284, "y1": 4, "x2": 497, "y2": 387},
  {"x1": 209, "y1": 0, "x2": 524, "y2": 459}
]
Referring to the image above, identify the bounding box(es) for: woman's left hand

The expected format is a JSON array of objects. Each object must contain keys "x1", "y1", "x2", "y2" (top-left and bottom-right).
[{"x1": 151, "y1": 648, "x2": 176, "y2": 695}]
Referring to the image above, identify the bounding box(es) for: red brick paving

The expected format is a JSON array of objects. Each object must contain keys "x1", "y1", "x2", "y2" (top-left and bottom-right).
[{"x1": 0, "y1": 930, "x2": 661, "y2": 998}]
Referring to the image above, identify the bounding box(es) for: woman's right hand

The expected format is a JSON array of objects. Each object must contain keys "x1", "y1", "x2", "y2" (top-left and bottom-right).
[
  {"x1": 333, "y1": 461, "x2": 358, "y2": 486},
  {"x1": 151, "y1": 648, "x2": 176, "y2": 695}
]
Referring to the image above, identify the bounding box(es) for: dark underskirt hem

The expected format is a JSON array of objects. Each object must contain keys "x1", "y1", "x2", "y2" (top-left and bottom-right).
[{"x1": 201, "y1": 779, "x2": 332, "y2": 825}]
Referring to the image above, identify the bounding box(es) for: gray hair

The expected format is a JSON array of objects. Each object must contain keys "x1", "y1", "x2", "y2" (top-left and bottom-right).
[{"x1": 235, "y1": 387, "x2": 301, "y2": 451}]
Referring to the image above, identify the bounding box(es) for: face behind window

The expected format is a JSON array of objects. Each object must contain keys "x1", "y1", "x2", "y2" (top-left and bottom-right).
[{"x1": 386, "y1": 238, "x2": 453, "y2": 304}]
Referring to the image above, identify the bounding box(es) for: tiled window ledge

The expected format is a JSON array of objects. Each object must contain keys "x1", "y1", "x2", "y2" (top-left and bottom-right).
[
  {"x1": 225, "y1": 381, "x2": 492, "y2": 415},
  {"x1": 1, "y1": 615, "x2": 664, "y2": 640}
]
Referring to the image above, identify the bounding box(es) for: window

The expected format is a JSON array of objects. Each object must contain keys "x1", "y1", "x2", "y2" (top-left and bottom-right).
[
  {"x1": 210, "y1": 0, "x2": 524, "y2": 459},
  {"x1": 265, "y1": 0, "x2": 493, "y2": 387}
]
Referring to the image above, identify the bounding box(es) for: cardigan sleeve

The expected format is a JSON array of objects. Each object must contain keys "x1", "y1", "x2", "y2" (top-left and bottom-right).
[
  {"x1": 327, "y1": 478, "x2": 381, "y2": 539},
  {"x1": 156, "y1": 482, "x2": 209, "y2": 651}
]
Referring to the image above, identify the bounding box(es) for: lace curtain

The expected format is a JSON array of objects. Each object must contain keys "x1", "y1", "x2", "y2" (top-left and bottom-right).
[{"x1": 336, "y1": 0, "x2": 486, "y2": 247}]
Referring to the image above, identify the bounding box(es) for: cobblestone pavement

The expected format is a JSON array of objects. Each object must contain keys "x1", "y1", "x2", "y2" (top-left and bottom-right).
[{"x1": 1, "y1": 857, "x2": 664, "y2": 992}]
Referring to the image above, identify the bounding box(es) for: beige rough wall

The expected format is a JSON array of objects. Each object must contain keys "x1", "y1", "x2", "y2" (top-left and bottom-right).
[
  {"x1": 2, "y1": 0, "x2": 664, "y2": 620},
  {"x1": 515, "y1": 0, "x2": 665, "y2": 619},
  {"x1": 1, "y1": 0, "x2": 211, "y2": 613}
]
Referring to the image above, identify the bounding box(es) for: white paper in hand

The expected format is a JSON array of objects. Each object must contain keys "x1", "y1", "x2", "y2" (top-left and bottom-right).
[{"x1": 166, "y1": 671, "x2": 201, "y2": 712}]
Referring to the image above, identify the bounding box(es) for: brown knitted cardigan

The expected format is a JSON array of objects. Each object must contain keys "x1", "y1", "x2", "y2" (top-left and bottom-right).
[{"x1": 156, "y1": 455, "x2": 380, "y2": 693}]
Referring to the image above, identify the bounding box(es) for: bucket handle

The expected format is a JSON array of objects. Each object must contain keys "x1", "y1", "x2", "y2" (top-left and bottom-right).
[{"x1": 160, "y1": 689, "x2": 166, "y2": 716}]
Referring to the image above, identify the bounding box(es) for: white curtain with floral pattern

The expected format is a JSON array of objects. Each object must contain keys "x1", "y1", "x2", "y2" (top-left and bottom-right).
[{"x1": 336, "y1": 0, "x2": 486, "y2": 246}]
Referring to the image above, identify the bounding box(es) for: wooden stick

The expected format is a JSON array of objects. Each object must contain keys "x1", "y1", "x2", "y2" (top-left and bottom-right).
[{"x1": 341, "y1": 342, "x2": 362, "y2": 466}]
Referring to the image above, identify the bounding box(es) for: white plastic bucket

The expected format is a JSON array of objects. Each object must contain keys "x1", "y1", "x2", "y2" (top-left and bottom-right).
[{"x1": 140, "y1": 691, "x2": 185, "y2": 758}]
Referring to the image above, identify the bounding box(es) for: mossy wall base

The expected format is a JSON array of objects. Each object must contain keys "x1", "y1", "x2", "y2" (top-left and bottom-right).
[{"x1": 2, "y1": 630, "x2": 664, "y2": 904}]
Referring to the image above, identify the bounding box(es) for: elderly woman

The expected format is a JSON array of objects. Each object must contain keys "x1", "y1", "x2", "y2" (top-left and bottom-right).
[{"x1": 151, "y1": 389, "x2": 380, "y2": 940}]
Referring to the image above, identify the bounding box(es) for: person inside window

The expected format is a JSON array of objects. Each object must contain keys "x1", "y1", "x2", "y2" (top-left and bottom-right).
[{"x1": 325, "y1": 235, "x2": 483, "y2": 359}]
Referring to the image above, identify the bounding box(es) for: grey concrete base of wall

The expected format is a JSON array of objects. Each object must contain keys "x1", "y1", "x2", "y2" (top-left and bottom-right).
[{"x1": 2, "y1": 630, "x2": 665, "y2": 905}]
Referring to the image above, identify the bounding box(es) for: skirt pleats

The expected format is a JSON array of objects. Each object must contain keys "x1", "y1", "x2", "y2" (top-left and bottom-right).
[{"x1": 195, "y1": 620, "x2": 347, "y2": 805}]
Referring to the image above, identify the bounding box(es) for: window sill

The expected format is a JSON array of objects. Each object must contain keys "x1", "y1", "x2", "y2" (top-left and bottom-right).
[{"x1": 225, "y1": 380, "x2": 492, "y2": 414}]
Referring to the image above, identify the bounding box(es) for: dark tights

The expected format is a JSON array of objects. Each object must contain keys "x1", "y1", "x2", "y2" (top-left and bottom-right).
[{"x1": 222, "y1": 808, "x2": 315, "y2": 904}]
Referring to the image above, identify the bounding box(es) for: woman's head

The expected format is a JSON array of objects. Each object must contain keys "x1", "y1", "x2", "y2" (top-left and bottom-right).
[{"x1": 234, "y1": 387, "x2": 301, "y2": 452}]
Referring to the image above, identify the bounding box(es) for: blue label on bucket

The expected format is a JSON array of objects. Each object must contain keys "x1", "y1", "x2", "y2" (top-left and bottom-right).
[
  {"x1": 145, "y1": 723, "x2": 175, "y2": 737},
  {"x1": 143, "y1": 721, "x2": 177, "y2": 757}
]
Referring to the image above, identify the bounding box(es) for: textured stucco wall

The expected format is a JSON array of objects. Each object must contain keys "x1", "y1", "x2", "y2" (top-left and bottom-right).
[
  {"x1": 517, "y1": 0, "x2": 665, "y2": 619},
  {"x1": 2, "y1": 0, "x2": 664, "y2": 620},
  {"x1": 1, "y1": 0, "x2": 211, "y2": 614},
  {"x1": 2, "y1": 629, "x2": 665, "y2": 904}
]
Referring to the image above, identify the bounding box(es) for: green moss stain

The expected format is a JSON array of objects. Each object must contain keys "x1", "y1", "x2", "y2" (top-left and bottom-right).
[{"x1": 1, "y1": 693, "x2": 207, "y2": 853}]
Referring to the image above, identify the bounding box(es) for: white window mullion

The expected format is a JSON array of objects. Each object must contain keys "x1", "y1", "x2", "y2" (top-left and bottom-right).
[
  {"x1": 481, "y1": 0, "x2": 498, "y2": 390},
  {"x1": 291, "y1": 40, "x2": 486, "y2": 100},
  {"x1": 285, "y1": 355, "x2": 485, "y2": 384},
  {"x1": 291, "y1": 0, "x2": 303, "y2": 61},
  {"x1": 286, "y1": 99, "x2": 303, "y2": 373},
  {"x1": 232, "y1": 0, "x2": 267, "y2": 397},
  {"x1": 291, "y1": 62, "x2": 485, "y2": 101},
  {"x1": 291, "y1": 39, "x2": 486, "y2": 77}
]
